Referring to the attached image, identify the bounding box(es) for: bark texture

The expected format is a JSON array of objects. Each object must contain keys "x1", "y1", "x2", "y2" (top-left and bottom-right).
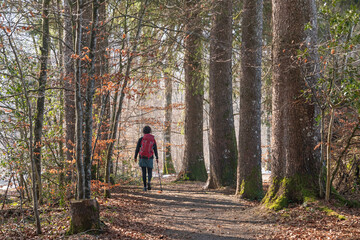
[
  {"x1": 263, "y1": 0, "x2": 319, "y2": 209},
  {"x1": 83, "y1": 0, "x2": 100, "y2": 199},
  {"x1": 206, "y1": 0, "x2": 238, "y2": 188},
  {"x1": 178, "y1": 0, "x2": 207, "y2": 181},
  {"x1": 56, "y1": 0, "x2": 65, "y2": 190},
  {"x1": 236, "y1": 0, "x2": 263, "y2": 200},
  {"x1": 33, "y1": 0, "x2": 51, "y2": 202},
  {"x1": 63, "y1": 0, "x2": 76, "y2": 181},
  {"x1": 92, "y1": 2, "x2": 110, "y2": 179},
  {"x1": 68, "y1": 0, "x2": 101, "y2": 234},
  {"x1": 163, "y1": 73, "x2": 175, "y2": 174},
  {"x1": 74, "y1": 0, "x2": 85, "y2": 200},
  {"x1": 69, "y1": 199, "x2": 100, "y2": 234}
]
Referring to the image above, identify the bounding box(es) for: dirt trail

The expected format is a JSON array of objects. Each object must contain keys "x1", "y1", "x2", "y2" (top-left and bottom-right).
[{"x1": 122, "y1": 177, "x2": 273, "y2": 240}]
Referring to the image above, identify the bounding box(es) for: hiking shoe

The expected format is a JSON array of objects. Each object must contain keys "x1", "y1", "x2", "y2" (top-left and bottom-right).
[
  {"x1": 147, "y1": 183, "x2": 151, "y2": 190},
  {"x1": 143, "y1": 187, "x2": 147, "y2": 191}
]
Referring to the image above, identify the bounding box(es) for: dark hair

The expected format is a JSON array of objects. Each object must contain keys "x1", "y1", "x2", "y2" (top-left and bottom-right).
[{"x1": 143, "y1": 126, "x2": 151, "y2": 134}]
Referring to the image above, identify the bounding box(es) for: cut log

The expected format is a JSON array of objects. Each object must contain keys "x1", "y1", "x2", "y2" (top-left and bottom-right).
[{"x1": 68, "y1": 199, "x2": 100, "y2": 234}]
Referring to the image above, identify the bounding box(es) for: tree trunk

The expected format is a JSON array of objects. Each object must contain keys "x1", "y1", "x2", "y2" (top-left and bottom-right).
[
  {"x1": 319, "y1": 108, "x2": 326, "y2": 198},
  {"x1": 263, "y1": 0, "x2": 319, "y2": 210},
  {"x1": 206, "y1": 0, "x2": 238, "y2": 189},
  {"x1": 33, "y1": 0, "x2": 51, "y2": 203},
  {"x1": 74, "y1": 0, "x2": 85, "y2": 200},
  {"x1": 265, "y1": 124, "x2": 271, "y2": 171},
  {"x1": 83, "y1": 0, "x2": 100, "y2": 200},
  {"x1": 90, "y1": 0, "x2": 110, "y2": 182},
  {"x1": 178, "y1": 0, "x2": 207, "y2": 182},
  {"x1": 163, "y1": 72, "x2": 175, "y2": 174},
  {"x1": 68, "y1": 0, "x2": 101, "y2": 234},
  {"x1": 74, "y1": 0, "x2": 93, "y2": 198},
  {"x1": 68, "y1": 199, "x2": 100, "y2": 234},
  {"x1": 64, "y1": 0, "x2": 76, "y2": 184},
  {"x1": 325, "y1": 108, "x2": 335, "y2": 201},
  {"x1": 56, "y1": 0, "x2": 65, "y2": 193},
  {"x1": 236, "y1": 0, "x2": 263, "y2": 200}
]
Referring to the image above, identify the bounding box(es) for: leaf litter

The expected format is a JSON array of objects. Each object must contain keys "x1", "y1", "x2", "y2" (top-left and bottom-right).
[{"x1": 0, "y1": 178, "x2": 359, "y2": 239}]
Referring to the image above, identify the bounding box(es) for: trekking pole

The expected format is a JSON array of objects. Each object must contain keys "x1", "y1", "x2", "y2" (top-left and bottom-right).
[{"x1": 156, "y1": 160, "x2": 163, "y2": 192}]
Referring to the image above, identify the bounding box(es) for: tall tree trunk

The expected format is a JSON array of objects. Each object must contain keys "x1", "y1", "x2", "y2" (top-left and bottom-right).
[
  {"x1": 74, "y1": 0, "x2": 85, "y2": 200},
  {"x1": 83, "y1": 0, "x2": 100, "y2": 200},
  {"x1": 178, "y1": 0, "x2": 207, "y2": 181},
  {"x1": 33, "y1": 0, "x2": 51, "y2": 203},
  {"x1": 236, "y1": 0, "x2": 263, "y2": 199},
  {"x1": 263, "y1": 0, "x2": 319, "y2": 210},
  {"x1": 64, "y1": 0, "x2": 75, "y2": 183},
  {"x1": 56, "y1": 0, "x2": 65, "y2": 191},
  {"x1": 93, "y1": 2, "x2": 110, "y2": 176},
  {"x1": 69, "y1": 0, "x2": 101, "y2": 234},
  {"x1": 206, "y1": 0, "x2": 238, "y2": 189},
  {"x1": 163, "y1": 72, "x2": 175, "y2": 174},
  {"x1": 92, "y1": 0, "x2": 110, "y2": 180}
]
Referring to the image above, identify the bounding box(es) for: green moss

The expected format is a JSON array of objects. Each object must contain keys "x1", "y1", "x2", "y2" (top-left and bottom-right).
[
  {"x1": 269, "y1": 192, "x2": 288, "y2": 211},
  {"x1": 238, "y1": 166, "x2": 263, "y2": 200},
  {"x1": 221, "y1": 129, "x2": 238, "y2": 186},
  {"x1": 262, "y1": 177, "x2": 289, "y2": 210},
  {"x1": 318, "y1": 206, "x2": 347, "y2": 220},
  {"x1": 302, "y1": 188, "x2": 316, "y2": 203},
  {"x1": 262, "y1": 179, "x2": 278, "y2": 206},
  {"x1": 263, "y1": 175, "x2": 317, "y2": 211},
  {"x1": 177, "y1": 173, "x2": 190, "y2": 181},
  {"x1": 239, "y1": 180, "x2": 245, "y2": 195},
  {"x1": 187, "y1": 158, "x2": 208, "y2": 182},
  {"x1": 163, "y1": 155, "x2": 176, "y2": 174}
]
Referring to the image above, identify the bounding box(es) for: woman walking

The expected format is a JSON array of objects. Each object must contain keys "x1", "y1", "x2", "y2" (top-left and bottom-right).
[{"x1": 134, "y1": 126, "x2": 159, "y2": 191}]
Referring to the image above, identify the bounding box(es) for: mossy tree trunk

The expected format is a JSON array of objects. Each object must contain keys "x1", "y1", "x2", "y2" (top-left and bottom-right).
[
  {"x1": 236, "y1": 0, "x2": 263, "y2": 200},
  {"x1": 206, "y1": 0, "x2": 238, "y2": 189},
  {"x1": 178, "y1": 0, "x2": 207, "y2": 182},
  {"x1": 263, "y1": 0, "x2": 320, "y2": 209}
]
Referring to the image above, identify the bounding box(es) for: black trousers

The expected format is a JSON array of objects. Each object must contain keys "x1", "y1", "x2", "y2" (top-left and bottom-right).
[{"x1": 141, "y1": 167, "x2": 152, "y2": 187}]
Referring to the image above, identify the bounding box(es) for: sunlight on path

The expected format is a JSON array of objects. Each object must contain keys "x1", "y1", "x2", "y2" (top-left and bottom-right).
[{"x1": 126, "y1": 179, "x2": 271, "y2": 240}]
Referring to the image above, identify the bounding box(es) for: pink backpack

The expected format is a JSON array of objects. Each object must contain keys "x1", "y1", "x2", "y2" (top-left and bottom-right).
[{"x1": 139, "y1": 134, "x2": 155, "y2": 158}]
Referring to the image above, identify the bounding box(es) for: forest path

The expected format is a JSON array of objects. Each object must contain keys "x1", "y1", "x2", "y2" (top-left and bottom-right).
[{"x1": 118, "y1": 177, "x2": 273, "y2": 240}]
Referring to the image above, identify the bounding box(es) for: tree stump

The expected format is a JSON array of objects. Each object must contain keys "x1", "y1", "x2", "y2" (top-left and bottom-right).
[{"x1": 68, "y1": 199, "x2": 100, "y2": 234}]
